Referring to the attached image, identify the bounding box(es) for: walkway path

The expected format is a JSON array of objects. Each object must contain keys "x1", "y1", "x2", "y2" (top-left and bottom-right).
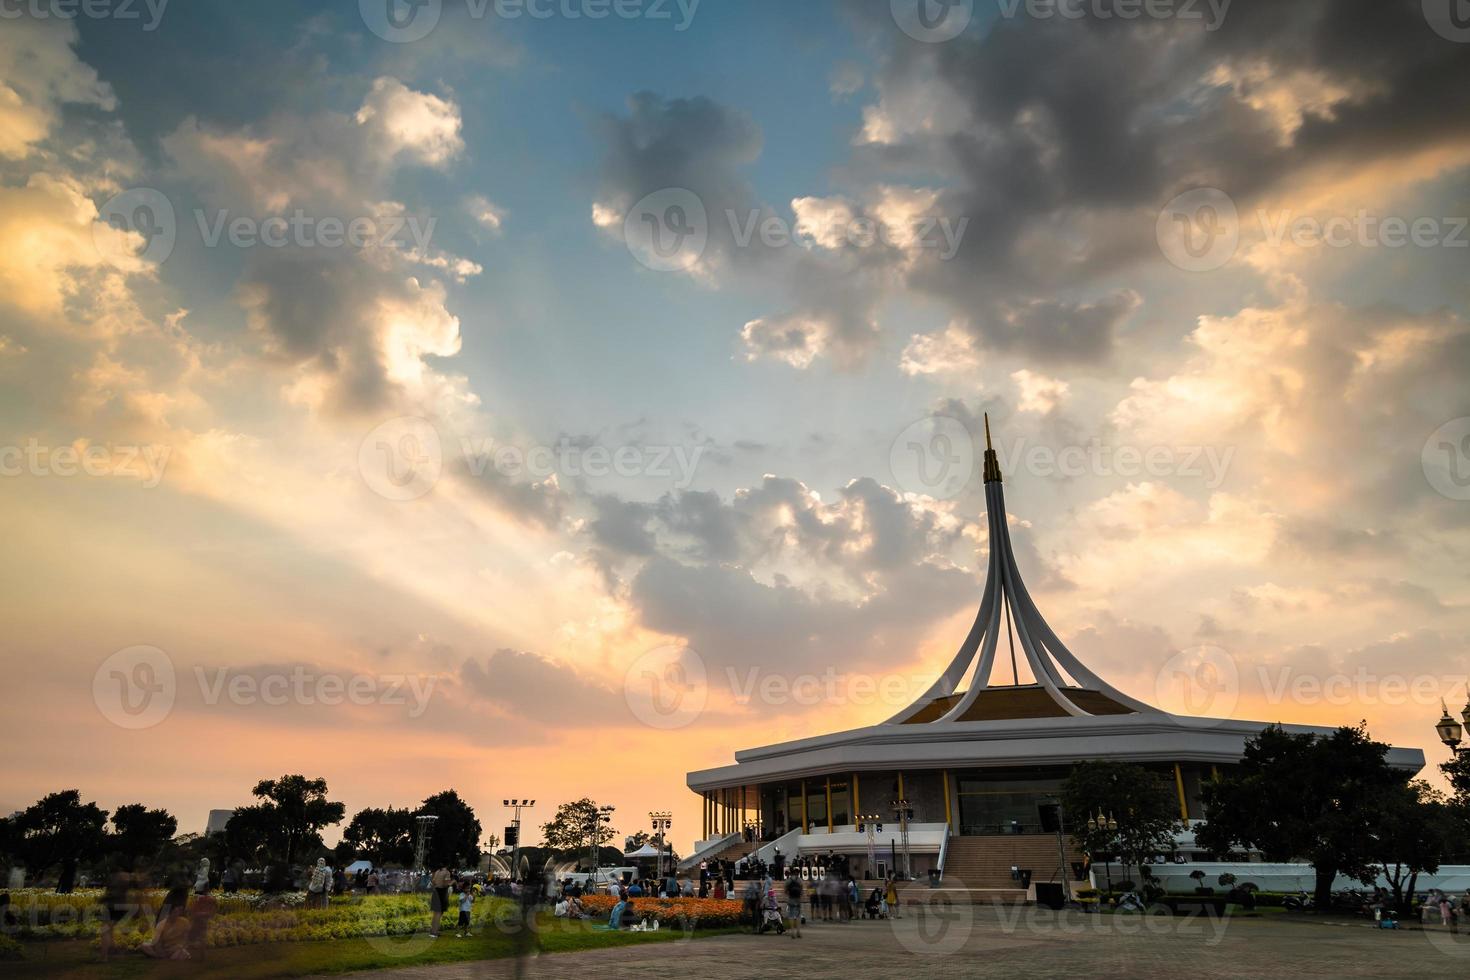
[{"x1": 334, "y1": 907, "x2": 1469, "y2": 979}]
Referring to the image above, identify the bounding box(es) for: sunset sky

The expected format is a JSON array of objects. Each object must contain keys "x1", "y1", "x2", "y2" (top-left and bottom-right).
[{"x1": 2, "y1": 1, "x2": 1469, "y2": 852}]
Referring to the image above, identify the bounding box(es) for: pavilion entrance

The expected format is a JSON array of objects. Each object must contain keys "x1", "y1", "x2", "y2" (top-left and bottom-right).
[{"x1": 954, "y1": 773, "x2": 1065, "y2": 836}]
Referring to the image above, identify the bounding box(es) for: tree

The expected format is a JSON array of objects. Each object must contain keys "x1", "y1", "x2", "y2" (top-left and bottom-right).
[
  {"x1": 222, "y1": 805, "x2": 277, "y2": 865},
  {"x1": 108, "y1": 804, "x2": 177, "y2": 870},
  {"x1": 1442, "y1": 752, "x2": 1470, "y2": 863},
  {"x1": 342, "y1": 807, "x2": 415, "y2": 868},
  {"x1": 13, "y1": 791, "x2": 109, "y2": 892},
  {"x1": 415, "y1": 791, "x2": 482, "y2": 870},
  {"x1": 1197, "y1": 724, "x2": 1406, "y2": 908},
  {"x1": 1445, "y1": 749, "x2": 1470, "y2": 803},
  {"x1": 248, "y1": 775, "x2": 346, "y2": 866},
  {"x1": 1373, "y1": 781, "x2": 1455, "y2": 908},
  {"x1": 0, "y1": 815, "x2": 15, "y2": 873},
  {"x1": 541, "y1": 799, "x2": 617, "y2": 859},
  {"x1": 1062, "y1": 760, "x2": 1182, "y2": 889}
]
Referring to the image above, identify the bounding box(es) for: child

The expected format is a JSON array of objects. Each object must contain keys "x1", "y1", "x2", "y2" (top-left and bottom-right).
[{"x1": 455, "y1": 885, "x2": 474, "y2": 938}]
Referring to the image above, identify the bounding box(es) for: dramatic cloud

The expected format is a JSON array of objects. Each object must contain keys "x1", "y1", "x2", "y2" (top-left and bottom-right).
[
  {"x1": 0, "y1": 19, "x2": 114, "y2": 159},
  {"x1": 164, "y1": 77, "x2": 475, "y2": 415},
  {"x1": 828, "y1": 0, "x2": 1470, "y2": 369},
  {"x1": 460, "y1": 649, "x2": 620, "y2": 724},
  {"x1": 591, "y1": 92, "x2": 900, "y2": 367}
]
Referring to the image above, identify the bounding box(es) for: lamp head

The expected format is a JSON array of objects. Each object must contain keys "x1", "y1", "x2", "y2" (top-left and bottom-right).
[{"x1": 1437, "y1": 700, "x2": 1464, "y2": 749}]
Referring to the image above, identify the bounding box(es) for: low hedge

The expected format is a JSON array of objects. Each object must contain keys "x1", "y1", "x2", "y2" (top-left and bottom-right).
[{"x1": 579, "y1": 895, "x2": 744, "y2": 930}]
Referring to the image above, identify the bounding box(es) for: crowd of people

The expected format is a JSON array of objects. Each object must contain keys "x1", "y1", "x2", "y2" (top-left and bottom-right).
[{"x1": 746, "y1": 871, "x2": 905, "y2": 938}]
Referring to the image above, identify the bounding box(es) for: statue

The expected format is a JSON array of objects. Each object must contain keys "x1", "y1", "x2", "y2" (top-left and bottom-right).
[{"x1": 194, "y1": 858, "x2": 211, "y2": 894}]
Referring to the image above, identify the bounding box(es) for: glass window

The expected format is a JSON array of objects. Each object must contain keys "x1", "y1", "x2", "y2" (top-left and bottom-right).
[{"x1": 829, "y1": 781, "x2": 850, "y2": 827}]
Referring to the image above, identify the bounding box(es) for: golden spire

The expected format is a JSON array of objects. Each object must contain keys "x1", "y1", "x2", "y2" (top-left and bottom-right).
[{"x1": 983, "y1": 413, "x2": 1002, "y2": 484}]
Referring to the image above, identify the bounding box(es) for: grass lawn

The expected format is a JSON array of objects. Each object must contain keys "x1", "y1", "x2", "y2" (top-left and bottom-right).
[{"x1": 6, "y1": 915, "x2": 738, "y2": 979}]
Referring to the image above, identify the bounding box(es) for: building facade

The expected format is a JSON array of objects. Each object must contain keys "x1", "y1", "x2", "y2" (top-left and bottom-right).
[{"x1": 684, "y1": 419, "x2": 1426, "y2": 884}]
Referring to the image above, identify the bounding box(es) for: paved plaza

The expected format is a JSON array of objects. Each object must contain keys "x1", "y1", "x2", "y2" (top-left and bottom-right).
[{"x1": 344, "y1": 907, "x2": 1470, "y2": 980}]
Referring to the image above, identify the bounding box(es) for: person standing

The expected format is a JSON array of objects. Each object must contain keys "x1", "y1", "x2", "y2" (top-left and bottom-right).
[
  {"x1": 98, "y1": 870, "x2": 133, "y2": 962},
  {"x1": 307, "y1": 859, "x2": 330, "y2": 910},
  {"x1": 742, "y1": 878, "x2": 762, "y2": 933},
  {"x1": 885, "y1": 875, "x2": 902, "y2": 919},
  {"x1": 784, "y1": 873, "x2": 803, "y2": 939},
  {"x1": 429, "y1": 866, "x2": 452, "y2": 938},
  {"x1": 455, "y1": 884, "x2": 474, "y2": 938}
]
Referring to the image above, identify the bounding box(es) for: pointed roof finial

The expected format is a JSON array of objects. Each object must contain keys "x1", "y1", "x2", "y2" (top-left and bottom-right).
[{"x1": 982, "y1": 413, "x2": 1002, "y2": 484}]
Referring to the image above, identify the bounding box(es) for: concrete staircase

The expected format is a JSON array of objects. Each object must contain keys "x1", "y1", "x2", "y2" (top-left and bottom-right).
[
  {"x1": 941, "y1": 835, "x2": 1084, "y2": 893},
  {"x1": 700, "y1": 837, "x2": 757, "y2": 867}
]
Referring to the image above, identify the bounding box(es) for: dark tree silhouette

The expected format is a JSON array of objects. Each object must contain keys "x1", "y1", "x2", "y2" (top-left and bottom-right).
[
  {"x1": 248, "y1": 775, "x2": 346, "y2": 866},
  {"x1": 13, "y1": 790, "x2": 109, "y2": 892},
  {"x1": 1062, "y1": 760, "x2": 1182, "y2": 889},
  {"x1": 109, "y1": 804, "x2": 177, "y2": 870},
  {"x1": 1198, "y1": 725, "x2": 1407, "y2": 907},
  {"x1": 1373, "y1": 780, "x2": 1456, "y2": 907},
  {"x1": 342, "y1": 807, "x2": 415, "y2": 867},
  {"x1": 415, "y1": 791, "x2": 481, "y2": 870}
]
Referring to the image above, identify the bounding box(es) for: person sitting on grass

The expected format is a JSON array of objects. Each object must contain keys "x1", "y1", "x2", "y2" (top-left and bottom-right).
[{"x1": 142, "y1": 888, "x2": 191, "y2": 960}]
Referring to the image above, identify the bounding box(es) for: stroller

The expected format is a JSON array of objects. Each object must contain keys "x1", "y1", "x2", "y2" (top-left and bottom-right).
[{"x1": 758, "y1": 894, "x2": 786, "y2": 935}]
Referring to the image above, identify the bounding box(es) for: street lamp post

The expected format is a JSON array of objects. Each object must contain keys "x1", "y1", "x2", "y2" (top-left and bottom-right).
[
  {"x1": 891, "y1": 800, "x2": 913, "y2": 880},
  {"x1": 1085, "y1": 810, "x2": 1120, "y2": 897},
  {"x1": 503, "y1": 799, "x2": 534, "y2": 881},
  {"x1": 586, "y1": 804, "x2": 615, "y2": 877},
  {"x1": 650, "y1": 811, "x2": 673, "y2": 880},
  {"x1": 1435, "y1": 693, "x2": 1470, "y2": 758},
  {"x1": 858, "y1": 813, "x2": 883, "y2": 879}
]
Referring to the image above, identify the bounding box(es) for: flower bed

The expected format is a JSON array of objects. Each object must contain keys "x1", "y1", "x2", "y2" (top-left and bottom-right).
[
  {"x1": 2, "y1": 889, "x2": 513, "y2": 949},
  {"x1": 578, "y1": 895, "x2": 744, "y2": 930}
]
